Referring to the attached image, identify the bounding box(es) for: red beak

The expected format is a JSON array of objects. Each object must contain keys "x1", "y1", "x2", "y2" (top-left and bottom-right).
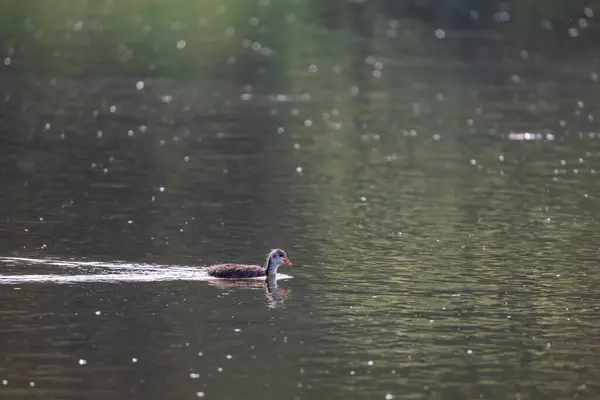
[{"x1": 283, "y1": 258, "x2": 292, "y2": 266}]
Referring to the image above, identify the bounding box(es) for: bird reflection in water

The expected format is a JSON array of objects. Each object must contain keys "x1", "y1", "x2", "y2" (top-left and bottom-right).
[{"x1": 207, "y1": 277, "x2": 291, "y2": 308}]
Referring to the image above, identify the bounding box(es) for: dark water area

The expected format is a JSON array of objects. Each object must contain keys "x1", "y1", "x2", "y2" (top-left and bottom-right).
[{"x1": 2, "y1": 1, "x2": 600, "y2": 399}]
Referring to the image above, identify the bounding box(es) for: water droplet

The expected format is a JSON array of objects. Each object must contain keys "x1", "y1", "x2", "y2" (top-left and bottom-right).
[
  {"x1": 541, "y1": 19, "x2": 553, "y2": 30},
  {"x1": 495, "y1": 11, "x2": 510, "y2": 22}
]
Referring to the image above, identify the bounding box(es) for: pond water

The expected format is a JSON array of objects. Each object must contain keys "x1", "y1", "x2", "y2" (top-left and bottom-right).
[{"x1": 1, "y1": 2, "x2": 600, "y2": 399}]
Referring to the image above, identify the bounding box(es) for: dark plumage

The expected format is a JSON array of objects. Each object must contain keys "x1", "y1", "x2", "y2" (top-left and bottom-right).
[
  {"x1": 206, "y1": 249, "x2": 292, "y2": 279},
  {"x1": 206, "y1": 264, "x2": 267, "y2": 278}
]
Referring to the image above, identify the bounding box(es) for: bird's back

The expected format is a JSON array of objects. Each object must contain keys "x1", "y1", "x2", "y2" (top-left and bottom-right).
[{"x1": 206, "y1": 264, "x2": 266, "y2": 278}]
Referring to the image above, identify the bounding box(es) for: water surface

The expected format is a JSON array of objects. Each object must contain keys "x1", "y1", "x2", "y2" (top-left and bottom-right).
[{"x1": 2, "y1": 1, "x2": 600, "y2": 399}]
